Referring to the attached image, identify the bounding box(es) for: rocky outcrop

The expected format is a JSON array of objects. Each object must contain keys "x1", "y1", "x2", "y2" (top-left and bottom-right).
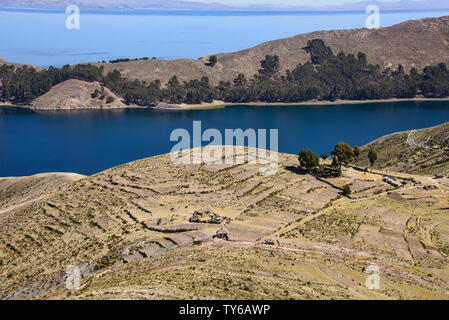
[{"x1": 29, "y1": 79, "x2": 125, "y2": 110}]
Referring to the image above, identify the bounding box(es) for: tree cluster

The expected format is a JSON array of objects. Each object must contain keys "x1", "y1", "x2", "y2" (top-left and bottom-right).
[
  {"x1": 3, "y1": 39, "x2": 449, "y2": 106},
  {"x1": 298, "y1": 142, "x2": 377, "y2": 176},
  {"x1": 0, "y1": 64, "x2": 103, "y2": 104}
]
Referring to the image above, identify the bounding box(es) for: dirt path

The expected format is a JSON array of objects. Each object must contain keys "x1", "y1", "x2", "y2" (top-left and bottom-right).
[{"x1": 0, "y1": 194, "x2": 47, "y2": 215}]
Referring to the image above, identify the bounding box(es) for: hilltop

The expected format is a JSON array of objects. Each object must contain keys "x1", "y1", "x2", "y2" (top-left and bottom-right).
[
  {"x1": 0, "y1": 57, "x2": 43, "y2": 71},
  {"x1": 0, "y1": 172, "x2": 85, "y2": 215},
  {"x1": 95, "y1": 15, "x2": 449, "y2": 86},
  {"x1": 29, "y1": 79, "x2": 125, "y2": 110},
  {"x1": 1, "y1": 145, "x2": 448, "y2": 299}
]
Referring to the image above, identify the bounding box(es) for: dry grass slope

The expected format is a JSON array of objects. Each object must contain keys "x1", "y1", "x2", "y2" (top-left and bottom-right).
[
  {"x1": 356, "y1": 121, "x2": 449, "y2": 175},
  {"x1": 1, "y1": 147, "x2": 448, "y2": 299},
  {"x1": 95, "y1": 16, "x2": 449, "y2": 86},
  {"x1": 0, "y1": 172, "x2": 85, "y2": 212}
]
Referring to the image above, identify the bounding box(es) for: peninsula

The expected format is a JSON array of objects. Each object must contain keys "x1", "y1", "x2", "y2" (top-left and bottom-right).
[{"x1": 2, "y1": 16, "x2": 449, "y2": 110}]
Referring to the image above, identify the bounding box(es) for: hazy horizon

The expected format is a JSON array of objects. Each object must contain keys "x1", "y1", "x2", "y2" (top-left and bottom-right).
[{"x1": 0, "y1": 0, "x2": 448, "y2": 11}]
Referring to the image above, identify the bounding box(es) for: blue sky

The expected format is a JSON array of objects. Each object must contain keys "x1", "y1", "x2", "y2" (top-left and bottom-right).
[{"x1": 182, "y1": 0, "x2": 426, "y2": 7}]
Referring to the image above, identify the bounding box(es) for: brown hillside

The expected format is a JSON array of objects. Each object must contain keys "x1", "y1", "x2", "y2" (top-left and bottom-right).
[
  {"x1": 29, "y1": 79, "x2": 125, "y2": 109},
  {"x1": 96, "y1": 16, "x2": 449, "y2": 86},
  {"x1": 0, "y1": 172, "x2": 85, "y2": 213},
  {"x1": 1, "y1": 147, "x2": 449, "y2": 299},
  {"x1": 356, "y1": 121, "x2": 449, "y2": 175}
]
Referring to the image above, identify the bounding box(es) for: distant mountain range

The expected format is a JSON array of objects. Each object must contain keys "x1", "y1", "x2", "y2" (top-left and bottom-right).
[
  {"x1": 318, "y1": 0, "x2": 449, "y2": 11},
  {"x1": 0, "y1": 0, "x2": 448, "y2": 11},
  {"x1": 0, "y1": 0, "x2": 229, "y2": 11}
]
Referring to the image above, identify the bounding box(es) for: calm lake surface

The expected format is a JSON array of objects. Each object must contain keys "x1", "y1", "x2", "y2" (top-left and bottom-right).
[
  {"x1": 1, "y1": 101, "x2": 449, "y2": 177},
  {"x1": 1, "y1": 8, "x2": 449, "y2": 67}
]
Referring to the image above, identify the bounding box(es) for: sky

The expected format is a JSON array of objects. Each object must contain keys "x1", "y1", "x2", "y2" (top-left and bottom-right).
[{"x1": 182, "y1": 0, "x2": 426, "y2": 8}]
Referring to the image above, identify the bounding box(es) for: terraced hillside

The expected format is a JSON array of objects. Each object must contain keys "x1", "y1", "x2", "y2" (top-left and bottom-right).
[
  {"x1": 1, "y1": 147, "x2": 448, "y2": 299},
  {"x1": 95, "y1": 16, "x2": 449, "y2": 86},
  {"x1": 356, "y1": 121, "x2": 449, "y2": 175}
]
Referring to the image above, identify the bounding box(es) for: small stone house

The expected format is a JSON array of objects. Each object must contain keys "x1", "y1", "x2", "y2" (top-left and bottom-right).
[{"x1": 213, "y1": 229, "x2": 229, "y2": 241}]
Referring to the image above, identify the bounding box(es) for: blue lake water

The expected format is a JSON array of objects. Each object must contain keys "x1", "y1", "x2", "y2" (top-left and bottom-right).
[
  {"x1": 2, "y1": 9, "x2": 449, "y2": 176},
  {"x1": 1, "y1": 8, "x2": 449, "y2": 67},
  {"x1": 1, "y1": 101, "x2": 449, "y2": 177}
]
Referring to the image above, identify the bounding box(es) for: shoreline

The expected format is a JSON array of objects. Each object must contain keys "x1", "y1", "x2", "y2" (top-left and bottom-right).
[
  {"x1": 179, "y1": 97, "x2": 449, "y2": 110},
  {"x1": 2, "y1": 97, "x2": 449, "y2": 111},
  {"x1": 0, "y1": 102, "x2": 150, "y2": 111}
]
